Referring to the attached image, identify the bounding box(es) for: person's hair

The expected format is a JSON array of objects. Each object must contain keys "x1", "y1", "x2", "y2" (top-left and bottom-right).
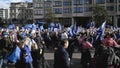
[{"x1": 60, "y1": 39, "x2": 68, "y2": 46}]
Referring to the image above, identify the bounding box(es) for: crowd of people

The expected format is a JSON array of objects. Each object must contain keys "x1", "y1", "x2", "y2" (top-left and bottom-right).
[{"x1": 0, "y1": 24, "x2": 119, "y2": 68}]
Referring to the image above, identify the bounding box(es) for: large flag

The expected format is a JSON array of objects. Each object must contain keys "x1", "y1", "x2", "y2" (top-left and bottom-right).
[
  {"x1": 95, "y1": 21, "x2": 106, "y2": 41},
  {"x1": 7, "y1": 46, "x2": 21, "y2": 63}
]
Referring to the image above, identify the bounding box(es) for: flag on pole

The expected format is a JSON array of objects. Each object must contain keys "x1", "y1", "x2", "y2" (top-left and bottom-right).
[
  {"x1": 95, "y1": 21, "x2": 106, "y2": 41},
  {"x1": 68, "y1": 23, "x2": 78, "y2": 37}
]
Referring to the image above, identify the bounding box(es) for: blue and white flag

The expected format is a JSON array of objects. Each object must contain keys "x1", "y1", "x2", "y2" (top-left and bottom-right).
[
  {"x1": 40, "y1": 25, "x2": 44, "y2": 31},
  {"x1": 95, "y1": 21, "x2": 106, "y2": 41},
  {"x1": 68, "y1": 23, "x2": 78, "y2": 36},
  {"x1": 48, "y1": 22, "x2": 55, "y2": 32},
  {"x1": 24, "y1": 24, "x2": 32, "y2": 29},
  {"x1": 7, "y1": 46, "x2": 21, "y2": 63},
  {"x1": 87, "y1": 22, "x2": 94, "y2": 28},
  {"x1": 56, "y1": 23, "x2": 61, "y2": 30},
  {"x1": 32, "y1": 23, "x2": 37, "y2": 30},
  {"x1": 8, "y1": 24, "x2": 15, "y2": 29},
  {"x1": 114, "y1": 25, "x2": 118, "y2": 31},
  {"x1": 77, "y1": 26, "x2": 82, "y2": 34},
  {"x1": 50, "y1": 22, "x2": 55, "y2": 27},
  {"x1": 72, "y1": 23, "x2": 77, "y2": 36}
]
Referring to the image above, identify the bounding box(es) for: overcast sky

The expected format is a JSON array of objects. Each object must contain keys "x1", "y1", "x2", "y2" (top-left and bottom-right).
[{"x1": 0, "y1": 0, "x2": 32, "y2": 9}]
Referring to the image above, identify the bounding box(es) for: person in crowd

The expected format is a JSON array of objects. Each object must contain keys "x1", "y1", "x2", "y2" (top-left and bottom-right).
[
  {"x1": 16, "y1": 40, "x2": 33, "y2": 68},
  {"x1": 67, "y1": 37, "x2": 75, "y2": 61},
  {"x1": 0, "y1": 31, "x2": 13, "y2": 68},
  {"x1": 54, "y1": 39, "x2": 70, "y2": 68},
  {"x1": 43, "y1": 31, "x2": 51, "y2": 49},
  {"x1": 96, "y1": 33, "x2": 119, "y2": 68},
  {"x1": 80, "y1": 36, "x2": 93, "y2": 68},
  {"x1": 102, "y1": 33, "x2": 119, "y2": 47},
  {"x1": 51, "y1": 32, "x2": 59, "y2": 50},
  {"x1": 30, "y1": 31, "x2": 45, "y2": 68}
]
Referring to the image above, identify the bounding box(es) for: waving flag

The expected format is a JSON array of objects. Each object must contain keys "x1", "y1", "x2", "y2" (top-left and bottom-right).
[
  {"x1": 114, "y1": 25, "x2": 118, "y2": 31},
  {"x1": 87, "y1": 22, "x2": 94, "y2": 28},
  {"x1": 40, "y1": 25, "x2": 44, "y2": 31},
  {"x1": 7, "y1": 46, "x2": 21, "y2": 63},
  {"x1": 56, "y1": 23, "x2": 62, "y2": 30},
  {"x1": 48, "y1": 22, "x2": 55, "y2": 32},
  {"x1": 24, "y1": 24, "x2": 32, "y2": 29},
  {"x1": 68, "y1": 23, "x2": 78, "y2": 36},
  {"x1": 95, "y1": 21, "x2": 106, "y2": 41},
  {"x1": 8, "y1": 24, "x2": 15, "y2": 29},
  {"x1": 32, "y1": 23, "x2": 37, "y2": 30}
]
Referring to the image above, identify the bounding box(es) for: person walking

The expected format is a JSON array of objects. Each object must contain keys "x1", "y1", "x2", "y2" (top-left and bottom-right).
[
  {"x1": 54, "y1": 39, "x2": 70, "y2": 68},
  {"x1": 80, "y1": 37, "x2": 93, "y2": 68}
]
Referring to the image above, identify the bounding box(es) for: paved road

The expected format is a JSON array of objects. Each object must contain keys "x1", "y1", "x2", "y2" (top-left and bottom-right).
[
  {"x1": 5, "y1": 52, "x2": 83, "y2": 68},
  {"x1": 5, "y1": 50, "x2": 95, "y2": 68},
  {"x1": 44, "y1": 52, "x2": 82, "y2": 68},
  {"x1": 44, "y1": 49, "x2": 95, "y2": 68}
]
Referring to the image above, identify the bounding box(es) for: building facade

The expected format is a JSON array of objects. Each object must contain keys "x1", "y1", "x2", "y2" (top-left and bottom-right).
[
  {"x1": 10, "y1": 2, "x2": 33, "y2": 23},
  {"x1": 33, "y1": 0, "x2": 120, "y2": 26},
  {"x1": 0, "y1": 8, "x2": 9, "y2": 19}
]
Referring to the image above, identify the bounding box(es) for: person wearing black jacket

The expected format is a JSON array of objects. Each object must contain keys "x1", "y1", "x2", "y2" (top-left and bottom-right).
[
  {"x1": 54, "y1": 39, "x2": 70, "y2": 68},
  {"x1": 32, "y1": 32, "x2": 45, "y2": 68}
]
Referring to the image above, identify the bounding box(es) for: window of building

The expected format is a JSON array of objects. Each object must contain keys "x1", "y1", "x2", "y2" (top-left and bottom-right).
[
  {"x1": 84, "y1": 7, "x2": 92, "y2": 12},
  {"x1": 63, "y1": 2, "x2": 71, "y2": 6},
  {"x1": 40, "y1": 4, "x2": 43, "y2": 8},
  {"x1": 84, "y1": 0, "x2": 92, "y2": 4},
  {"x1": 38, "y1": 10, "x2": 43, "y2": 15},
  {"x1": 107, "y1": 6, "x2": 114, "y2": 11},
  {"x1": 73, "y1": 7, "x2": 83, "y2": 13},
  {"x1": 106, "y1": 0, "x2": 114, "y2": 3},
  {"x1": 34, "y1": 3, "x2": 38, "y2": 8},
  {"x1": 12, "y1": 9, "x2": 14, "y2": 13},
  {"x1": 73, "y1": 0, "x2": 84, "y2": 5},
  {"x1": 63, "y1": 8, "x2": 71, "y2": 13},
  {"x1": 96, "y1": 0, "x2": 105, "y2": 4},
  {"x1": 34, "y1": 3, "x2": 43, "y2": 8},
  {"x1": 45, "y1": 0, "x2": 51, "y2": 2},
  {"x1": 12, "y1": 15, "x2": 15, "y2": 18},
  {"x1": 119, "y1": 5, "x2": 120, "y2": 11},
  {"x1": 45, "y1": 10, "x2": 48, "y2": 14},
  {"x1": 36, "y1": 0, "x2": 43, "y2": 2},
  {"x1": 53, "y1": 1, "x2": 62, "y2": 7},
  {"x1": 45, "y1": 4, "x2": 51, "y2": 7},
  {"x1": 53, "y1": 8, "x2": 62, "y2": 14},
  {"x1": 34, "y1": 10, "x2": 43, "y2": 15}
]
